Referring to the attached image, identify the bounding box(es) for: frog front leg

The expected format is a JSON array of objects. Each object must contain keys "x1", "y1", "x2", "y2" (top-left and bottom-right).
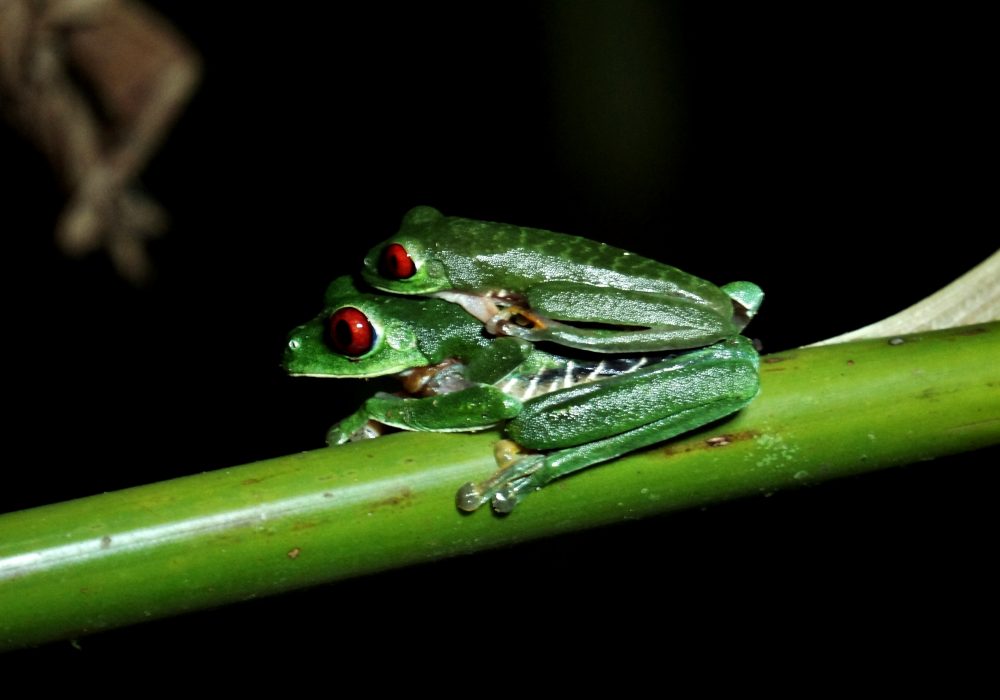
[
  {"x1": 326, "y1": 405, "x2": 388, "y2": 444},
  {"x1": 327, "y1": 386, "x2": 522, "y2": 445},
  {"x1": 457, "y1": 336, "x2": 760, "y2": 512}
]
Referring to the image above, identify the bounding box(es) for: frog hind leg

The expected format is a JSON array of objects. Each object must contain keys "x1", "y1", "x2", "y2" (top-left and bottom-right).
[
  {"x1": 490, "y1": 282, "x2": 763, "y2": 353},
  {"x1": 456, "y1": 344, "x2": 759, "y2": 512},
  {"x1": 457, "y1": 393, "x2": 754, "y2": 513},
  {"x1": 491, "y1": 289, "x2": 737, "y2": 353},
  {"x1": 492, "y1": 310, "x2": 729, "y2": 353}
]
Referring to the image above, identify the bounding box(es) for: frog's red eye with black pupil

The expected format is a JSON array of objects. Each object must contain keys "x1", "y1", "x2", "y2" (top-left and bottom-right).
[
  {"x1": 380, "y1": 243, "x2": 416, "y2": 279},
  {"x1": 329, "y1": 307, "x2": 374, "y2": 356}
]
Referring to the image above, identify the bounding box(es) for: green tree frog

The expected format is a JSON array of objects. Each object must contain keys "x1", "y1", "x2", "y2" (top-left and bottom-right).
[
  {"x1": 284, "y1": 277, "x2": 761, "y2": 512},
  {"x1": 361, "y1": 206, "x2": 763, "y2": 353}
]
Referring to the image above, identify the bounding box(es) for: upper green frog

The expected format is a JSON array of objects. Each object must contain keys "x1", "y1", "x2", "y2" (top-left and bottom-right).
[{"x1": 361, "y1": 206, "x2": 762, "y2": 353}]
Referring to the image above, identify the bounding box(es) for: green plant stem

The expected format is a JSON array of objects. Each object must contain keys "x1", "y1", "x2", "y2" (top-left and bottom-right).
[{"x1": 2, "y1": 323, "x2": 998, "y2": 650}]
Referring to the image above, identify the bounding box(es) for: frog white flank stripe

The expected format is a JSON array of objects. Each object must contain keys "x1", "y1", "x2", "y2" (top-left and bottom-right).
[
  {"x1": 588, "y1": 360, "x2": 607, "y2": 381},
  {"x1": 563, "y1": 361, "x2": 576, "y2": 388},
  {"x1": 522, "y1": 376, "x2": 540, "y2": 400},
  {"x1": 623, "y1": 357, "x2": 648, "y2": 373}
]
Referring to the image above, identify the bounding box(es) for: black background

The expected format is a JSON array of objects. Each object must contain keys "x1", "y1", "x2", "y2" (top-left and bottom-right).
[{"x1": 3, "y1": 2, "x2": 996, "y2": 665}]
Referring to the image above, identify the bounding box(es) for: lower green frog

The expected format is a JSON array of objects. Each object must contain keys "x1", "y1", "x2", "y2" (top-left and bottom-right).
[{"x1": 284, "y1": 277, "x2": 761, "y2": 512}]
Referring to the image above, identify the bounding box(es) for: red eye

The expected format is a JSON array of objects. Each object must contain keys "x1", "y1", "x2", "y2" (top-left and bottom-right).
[
  {"x1": 328, "y1": 307, "x2": 375, "y2": 356},
  {"x1": 380, "y1": 243, "x2": 416, "y2": 279}
]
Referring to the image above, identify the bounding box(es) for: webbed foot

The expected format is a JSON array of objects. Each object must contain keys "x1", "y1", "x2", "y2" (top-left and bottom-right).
[{"x1": 455, "y1": 441, "x2": 545, "y2": 513}]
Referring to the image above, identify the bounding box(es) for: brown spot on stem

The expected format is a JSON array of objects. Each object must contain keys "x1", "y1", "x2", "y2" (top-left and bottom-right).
[
  {"x1": 287, "y1": 548, "x2": 301, "y2": 559},
  {"x1": 661, "y1": 430, "x2": 760, "y2": 456},
  {"x1": 370, "y1": 487, "x2": 415, "y2": 510},
  {"x1": 917, "y1": 388, "x2": 939, "y2": 401}
]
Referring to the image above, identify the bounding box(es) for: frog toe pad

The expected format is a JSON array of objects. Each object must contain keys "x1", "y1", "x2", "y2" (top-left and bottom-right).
[
  {"x1": 454, "y1": 453, "x2": 546, "y2": 513},
  {"x1": 455, "y1": 482, "x2": 486, "y2": 512}
]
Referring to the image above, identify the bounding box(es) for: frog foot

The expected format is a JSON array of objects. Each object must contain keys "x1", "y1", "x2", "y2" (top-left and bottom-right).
[
  {"x1": 326, "y1": 419, "x2": 385, "y2": 445},
  {"x1": 455, "y1": 443, "x2": 546, "y2": 513},
  {"x1": 486, "y1": 305, "x2": 548, "y2": 336}
]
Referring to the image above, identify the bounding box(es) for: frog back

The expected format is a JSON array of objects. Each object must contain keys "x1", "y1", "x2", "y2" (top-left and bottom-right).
[{"x1": 364, "y1": 206, "x2": 732, "y2": 315}]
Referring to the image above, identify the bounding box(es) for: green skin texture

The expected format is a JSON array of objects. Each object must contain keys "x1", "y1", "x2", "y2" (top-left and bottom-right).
[
  {"x1": 361, "y1": 206, "x2": 763, "y2": 353},
  {"x1": 285, "y1": 277, "x2": 761, "y2": 512}
]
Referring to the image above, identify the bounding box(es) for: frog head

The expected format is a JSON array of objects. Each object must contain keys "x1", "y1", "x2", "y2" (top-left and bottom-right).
[
  {"x1": 361, "y1": 206, "x2": 453, "y2": 294},
  {"x1": 283, "y1": 275, "x2": 487, "y2": 378}
]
